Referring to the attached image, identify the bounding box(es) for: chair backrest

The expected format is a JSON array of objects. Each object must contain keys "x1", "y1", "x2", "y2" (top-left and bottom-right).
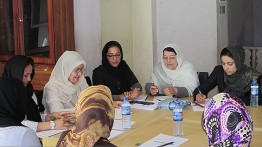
[
  {"x1": 34, "y1": 90, "x2": 45, "y2": 112},
  {"x1": 85, "y1": 76, "x2": 92, "y2": 86},
  {"x1": 197, "y1": 72, "x2": 208, "y2": 85},
  {"x1": 243, "y1": 46, "x2": 262, "y2": 72}
]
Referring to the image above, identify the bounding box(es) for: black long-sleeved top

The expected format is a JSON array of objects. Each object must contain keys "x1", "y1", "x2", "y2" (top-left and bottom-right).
[
  {"x1": 193, "y1": 65, "x2": 262, "y2": 106},
  {"x1": 92, "y1": 65, "x2": 142, "y2": 100}
]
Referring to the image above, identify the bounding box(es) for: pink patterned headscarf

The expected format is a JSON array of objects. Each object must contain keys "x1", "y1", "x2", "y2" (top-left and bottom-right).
[{"x1": 202, "y1": 93, "x2": 253, "y2": 146}]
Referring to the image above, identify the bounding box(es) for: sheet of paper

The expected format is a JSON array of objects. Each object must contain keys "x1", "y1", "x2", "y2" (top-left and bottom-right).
[
  {"x1": 131, "y1": 103, "x2": 158, "y2": 111},
  {"x1": 153, "y1": 96, "x2": 174, "y2": 101},
  {"x1": 112, "y1": 119, "x2": 135, "y2": 130},
  {"x1": 37, "y1": 129, "x2": 66, "y2": 138},
  {"x1": 133, "y1": 95, "x2": 148, "y2": 101},
  {"x1": 114, "y1": 108, "x2": 122, "y2": 120},
  {"x1": 192, "y1": 99, "x2": 210, "y2": 112},
  {"x1": 139, "y1": 133, "x2": 188, "y2": 147},
  {"x1": 108, "y1": 130, "x2": 124, "y2": 140}
]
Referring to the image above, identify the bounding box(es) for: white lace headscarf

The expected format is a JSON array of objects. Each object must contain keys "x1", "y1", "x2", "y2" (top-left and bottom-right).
[
  {"x1": 151, "y1": 43, "x2": 199, "y2": 96},
  {"x1": 43, "y1": 51, "x2": 88, "y2": 105}
]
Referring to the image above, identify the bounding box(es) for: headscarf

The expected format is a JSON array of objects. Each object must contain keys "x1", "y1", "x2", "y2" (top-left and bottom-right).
[
  {"x1": 202, "y1": 93, "x2": 253, "y2": 146},
  {"x1": 43, "y1": 51, "x2": 88, "y2": 101},
  {"x1": 57, "y1": 85, "x2": 115, "y2": 147},
  {"x1": 0, "y1": 77, "x2": 27, "y2": 127},
  {"x1": 151, "y1": 43, "x2": 199, "y2": 96},
  {"x1": 223, "y1": 46, "x2": 261, "y2": 97},
  {"x1": 2, "y1": 55, "x2": 42, "y2": 122},
  {"x1": 101, "y1": 40, "x2": 138, "y2": 93}
]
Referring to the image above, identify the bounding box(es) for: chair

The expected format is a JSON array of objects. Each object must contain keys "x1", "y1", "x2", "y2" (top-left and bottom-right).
[
  {"x1": 197, "y1": 72, "x2": 209, "y2": 98},
  {"x1": 197, "y1": 72, "x2": 208, "y2": 85},
  {"x1": 85, "y1": 76, "x2": 92, "y2": 86},
  {"x1": 35, "y1": 90, "x2": 45, "y2": 112}
]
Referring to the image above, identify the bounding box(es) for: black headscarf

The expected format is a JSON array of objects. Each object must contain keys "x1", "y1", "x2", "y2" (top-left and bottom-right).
[
  {"x1": 2, "y1": 55, "x2": 42, "y2": 122},
  {"x1": 0, "y1": 77, "x2": 27, "y2": 127},
  {"x1": 223, "y1": 46, "x2": 261, "y2": 97},
  {"x1": 101, "y1": 41, "x2": 138, "y2": 93}
]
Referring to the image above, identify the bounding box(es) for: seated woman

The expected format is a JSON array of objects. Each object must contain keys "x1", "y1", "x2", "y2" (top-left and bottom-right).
[
  {"x1": 57, "y1": 85, "x2": 116, "y2": 147},
  {"x1": 0, "y1": 77, "x2": 41, "y2": 146},
  {"x1": 202, "y1": 93, "x2": 253, "y2": 146},
  {"x1": 145, "y1": 43, "x2": 199, "y2": 97},
  {"x1": 43, "y1": 51, "x2": 89, "y2": 113},
  {"x1": 2, "y1": 55, "x2": 70, "y2": 132},
  {"x1": 92, "y1": 41, "x2": 142, "y2": 100},
  {"x1": 194, "y1": 46, "x2": 261, "y2": 105}
]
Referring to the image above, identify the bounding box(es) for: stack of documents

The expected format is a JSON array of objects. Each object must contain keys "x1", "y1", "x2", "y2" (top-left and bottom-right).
[{"x1": 131, "y1": 102, "x2": 158, "y2": 111}]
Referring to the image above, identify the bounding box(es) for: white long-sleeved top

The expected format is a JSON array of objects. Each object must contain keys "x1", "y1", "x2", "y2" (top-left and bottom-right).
[{"x1": 0, "y1": 126, "x2": 41, "y2": 146}]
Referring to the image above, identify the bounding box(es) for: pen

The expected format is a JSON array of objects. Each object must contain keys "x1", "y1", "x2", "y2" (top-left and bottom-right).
[
  {"x1": 197, "y1": 87, "x2": 202, "y2": 94},
  {"x1": 194, "y1": 101, "x2": 205, "y2": 108},
  {"x1": 157, "y1": 141, "x2": 174, "y2": 147}
]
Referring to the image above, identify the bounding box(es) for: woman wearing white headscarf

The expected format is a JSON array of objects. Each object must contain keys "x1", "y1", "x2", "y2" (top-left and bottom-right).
[
  {"x1": 145, "y1": 43, "x2": 199, "y2": 97},
  {"x1": 43, "y1": 51, "x2": 89, "y2": 113}
]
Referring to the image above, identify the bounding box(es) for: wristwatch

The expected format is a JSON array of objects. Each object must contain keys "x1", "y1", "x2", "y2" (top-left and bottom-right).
[{"x1": 50, "y1": 121, "x2": 56, "y2": 130}]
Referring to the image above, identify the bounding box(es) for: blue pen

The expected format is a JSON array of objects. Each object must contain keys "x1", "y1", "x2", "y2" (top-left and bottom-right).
[
  {"x1": 157, "y1": 141, "x2": 174, "y2": 147},
  {"x1": 197, "y1": 87, "x2": 202, "y2": 94}
]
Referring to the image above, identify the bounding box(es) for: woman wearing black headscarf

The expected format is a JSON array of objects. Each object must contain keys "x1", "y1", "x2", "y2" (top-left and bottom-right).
[
  {"x1": 193, "y1": 46, "x2": 262, "y2": 105},
  {"x1": 2, "y1": 55, "x2": 71, "y2": 132},
  {"x1": 92, "y1": 41, "x2": 142, "y2": 101},
  {"x1": 2, "y1": 55, "x2": 42, "y2": 122},
  {"x1": 0, "y1": 77, "x2": 41, "y2": 146}
]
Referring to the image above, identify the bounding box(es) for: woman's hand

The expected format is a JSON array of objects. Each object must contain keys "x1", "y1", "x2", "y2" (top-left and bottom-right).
[
  {"x1": 129, "y1": 88, "x2": 141, "y2": 98},
  {"x1": 122, "y1": 88, "x2": 141, "y2": 99},
  {"x1": 164, "y1": 86, "x2": 177, "y2": 96},
  {"x1": 54, "y1": 118, "x2": 72, "y2": 130},
  {"x1": 61, "y1": 112, "x2": 76, "y2": 124},
  {"x1": 46, "y1": 111, "x2": 75, "y2": 121},
  {"x1": 114, "y1": 101, "x2": 123, "y2": 108},
  {"x1": 196, "y1": 93, "x2": 206, "y2": 103},
  {"x1": 150, "y1": 85, "x2": 159, "y2": 95}
]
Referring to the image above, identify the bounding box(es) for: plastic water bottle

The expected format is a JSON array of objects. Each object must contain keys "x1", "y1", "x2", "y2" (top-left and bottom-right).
[
  {"x1": 250, "y1": 79, "x2": 259, "y2": 107},
  {"x1": 173, "y1": 101, "x2": 183, "y2": 136},
  {"x1": 157, "y1": 100, "x2": 173, "y2": 110},
  {"x1": 121, "y1": 96, "x2": 131, "y2": 129},
  {"x1": 157, "y1": 99, "x2": 191, "y2": 110}
]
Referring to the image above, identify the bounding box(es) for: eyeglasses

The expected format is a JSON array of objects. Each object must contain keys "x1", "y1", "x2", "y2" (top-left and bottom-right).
[
  {"x1": 73, "y1": 67, "x2": 85, "y2": 74},
  {"x1": 162, "y1": 56, "x2": 176, "y2": 61},
  {"x1": 107, "y1": 53, "x2": 121, "y2": 58}
]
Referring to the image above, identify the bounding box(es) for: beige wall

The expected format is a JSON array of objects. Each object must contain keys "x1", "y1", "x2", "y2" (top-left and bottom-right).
[
  {"x1": 74, "y1": 0, "x2": 226, "y2": 97},
  {"x1": 100, "y1": 0, "x2": 153, "y2": 90},
  {"x1": 73, "y1": 0, "x2": 101, "y2": 78}
]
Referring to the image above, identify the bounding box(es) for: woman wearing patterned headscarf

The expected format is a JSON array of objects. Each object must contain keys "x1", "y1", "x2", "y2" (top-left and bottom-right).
[
  {"x1": 202, "y1": 93, "x2": 253, "y2": 146},
  {"x1": 145, "y1": 43, "x2": 199, "y2": 97},
  {"x1": 43, "y1": 51, "x2": 89, "y2": 113},
  {"x1": 92, "y1": 41, "x2": 142, "y2": 101},
  {"x1": 194, "y1": 46, "x2": 261, "y2": 105},
  {"x1": 57, "y1": 85, "x2": 116, "y2": 147}
]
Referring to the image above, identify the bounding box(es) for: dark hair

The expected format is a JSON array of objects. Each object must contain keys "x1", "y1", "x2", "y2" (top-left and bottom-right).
[
  {"x1": 102, "y1": 40, "x2": 123, "y2": 65},
  {"x1": 25, "y1": 58, "x2": 35, "y2": 80},
  {"x1": 163, "y1": 47, "x2": 177, "y2": 55},
  {"x1": 220, "y1": 48, "x2": 233, "y2": 59}
]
